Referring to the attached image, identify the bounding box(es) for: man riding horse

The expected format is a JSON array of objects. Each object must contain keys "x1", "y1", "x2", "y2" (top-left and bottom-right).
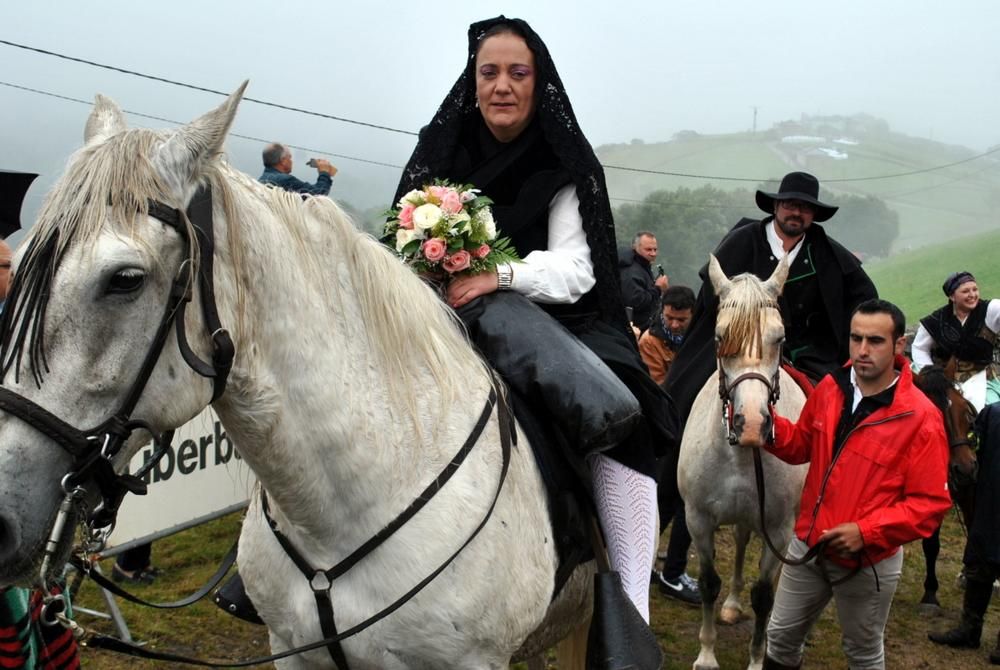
[{"x1": 665, "y1": 172, "x2": 878, "y2": 418}]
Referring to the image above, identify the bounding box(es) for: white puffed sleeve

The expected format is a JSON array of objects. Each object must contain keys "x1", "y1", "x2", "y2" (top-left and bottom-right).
[
  {"x1": 911, "y1": 324, "x2": 935, "y2": 370},
  {"x1": 508, "y1": 184, "x2": 596, "y2": 303}
]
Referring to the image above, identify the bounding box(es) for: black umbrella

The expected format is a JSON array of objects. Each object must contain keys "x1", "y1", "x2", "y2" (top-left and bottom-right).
[{"x1": 0, "y1": 170, "x2": 39, "y2": 238}]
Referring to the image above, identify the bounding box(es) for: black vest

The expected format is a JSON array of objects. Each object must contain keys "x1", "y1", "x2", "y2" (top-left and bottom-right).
[{"x1": 920, "y1": 300, "x2": 996, "y2": 368}]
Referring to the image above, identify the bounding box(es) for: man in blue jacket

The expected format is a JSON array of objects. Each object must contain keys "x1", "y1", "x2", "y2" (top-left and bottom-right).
[{"x1": 258, "y1": 143, "x2": 336, "y2": 195}]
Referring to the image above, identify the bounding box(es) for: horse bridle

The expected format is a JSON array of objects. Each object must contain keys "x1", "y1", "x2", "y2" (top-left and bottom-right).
[
  {"x1": 717, "y1": 365, "x2": 781, "y2": 446},
  {"x1": 715, "y1": 309, "x2": 867, "y2": 584},
  {"x1": 0, "y1": 185, "x2": 234, "y2": 590}
]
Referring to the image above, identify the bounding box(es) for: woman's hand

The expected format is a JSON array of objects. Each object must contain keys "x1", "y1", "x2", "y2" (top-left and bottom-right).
[{"x1": 447, "y1": 271, "x2": 500, "y2": 309}]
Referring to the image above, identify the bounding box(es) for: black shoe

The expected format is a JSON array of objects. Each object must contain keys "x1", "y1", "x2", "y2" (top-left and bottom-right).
[
  {"x1": 655, "y1": 570, "x2": 700, "y2": 605},
  {"x1": 111, "y1": 564, "x2": 156, "y2": 585}
]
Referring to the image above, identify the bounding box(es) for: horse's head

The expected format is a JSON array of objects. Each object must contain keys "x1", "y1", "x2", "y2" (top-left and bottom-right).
[
  {"x1": 710, "y1": 254, "x2": 789, "y2": 448},
  {"x1": 913, "y1": 364, "x2": 979, "y2": 480},
  {"x1": 0, "y1": 83, "x2": 248, "y2": 587}
]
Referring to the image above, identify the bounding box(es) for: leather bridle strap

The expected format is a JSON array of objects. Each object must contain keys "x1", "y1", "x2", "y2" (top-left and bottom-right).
[
  {"x1": 85, "y1": 386, "x2": 515, "y2": 668},
  {"x1": 751, "y1": 447, "x2": 861, "y2": 583},
  {"x1": 263, "y1": 385, "x2": 505, "y2": 668},
  {"x1": 0, "y1": 185, "x2": 234, "y2": 531},
  {"x1": 71, "y1": 540, "x2": 238, "y2": 609}
]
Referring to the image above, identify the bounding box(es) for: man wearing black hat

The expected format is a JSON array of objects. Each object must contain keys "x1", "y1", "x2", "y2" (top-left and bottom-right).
[{"x1": 665, "y1": 172, "x2": 877, "y2": 420}]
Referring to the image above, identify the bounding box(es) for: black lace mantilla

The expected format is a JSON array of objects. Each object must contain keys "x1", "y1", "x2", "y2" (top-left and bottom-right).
[{"x1": 394, "y1": 15, "x2": 629, "y2": 334}]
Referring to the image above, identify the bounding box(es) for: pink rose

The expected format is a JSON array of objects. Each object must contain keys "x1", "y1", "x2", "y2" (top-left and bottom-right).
[
  {"x1": 442, "y1": 250, "x2": 472, "y2": 274},
  {"x1": 440, "y1": 189, "x2": 463, "y2": 214},
  {"x1": 398, "y1": 203, "x2": 415, "y2": 229},
  {"x1": 421, "y1": 238, "x2": 447, "y2": 263},
  {"x1": 428, "y1": 185, "x2": 448, "y2": 202},
  {"x1": 473, "y1": 243, "x2": 491, "y2": 259}
]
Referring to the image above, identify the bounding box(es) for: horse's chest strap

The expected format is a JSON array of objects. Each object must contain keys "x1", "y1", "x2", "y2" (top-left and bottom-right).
[{"x1": 261, "y1": 384, "x2": 512, "y2": 667}]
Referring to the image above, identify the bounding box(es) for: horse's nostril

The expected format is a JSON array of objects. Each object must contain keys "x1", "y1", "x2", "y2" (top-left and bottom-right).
[{"x1": 732, "y1": 414, "x2": 746, "y2": 431}]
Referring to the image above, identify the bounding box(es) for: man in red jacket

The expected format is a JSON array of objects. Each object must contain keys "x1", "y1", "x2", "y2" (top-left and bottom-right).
[{"x1": 758, "y1": 299, "x2": 951, "y2": 670}]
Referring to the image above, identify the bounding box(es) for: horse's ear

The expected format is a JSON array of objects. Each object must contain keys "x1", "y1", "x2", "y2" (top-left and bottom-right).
[
  {"x1": 84, "y1": 94, "x2": 127, "y2": 145},
  {"x1": 153, "y1": 81, "x2": 249, "y2": 199},
  {"x1": 707, "y1": 254, "x2": 733, "y2": 299},
  {"x1": 762, "y1": 255, "x2": 790, "y2": 299}
]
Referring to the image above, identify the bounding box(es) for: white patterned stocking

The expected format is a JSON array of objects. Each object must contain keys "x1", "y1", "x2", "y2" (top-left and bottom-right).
[{"x1": 590, "y1": 453, "x2": 658, "y2": 622}]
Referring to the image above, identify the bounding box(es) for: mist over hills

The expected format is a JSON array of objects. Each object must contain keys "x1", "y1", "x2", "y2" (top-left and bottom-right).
[{"x1": 597, "y1": 113, "x2": 1000, "y2": 256}]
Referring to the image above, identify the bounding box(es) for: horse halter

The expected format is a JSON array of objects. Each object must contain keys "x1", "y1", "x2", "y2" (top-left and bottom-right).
[{"x1": 0, "y1": 186, "x2": 234, "y2": 563}]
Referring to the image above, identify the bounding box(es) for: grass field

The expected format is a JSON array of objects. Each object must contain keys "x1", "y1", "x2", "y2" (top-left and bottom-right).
[
  {"x1": 866, "y1": 227, "x2": 1000, "y2": 323},
  {"x1": 73, "y1": 507, "x2": 998, "y2": 668}
]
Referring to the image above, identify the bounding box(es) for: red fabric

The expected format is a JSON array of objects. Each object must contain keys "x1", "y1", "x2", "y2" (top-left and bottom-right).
[
  {"x1": 781, "y1": 362, "x2": 816, "y2": 398},
  {"x1": 769, "y1": 355, "x2": 952, "y2": 567},
  {"x1": 29, "y1": 589, "x2": 80, "y2": 670}
]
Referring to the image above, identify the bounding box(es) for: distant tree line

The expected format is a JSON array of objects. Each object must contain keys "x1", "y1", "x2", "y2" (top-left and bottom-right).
[{"x1": 613, "y1": 185, "x2": 899, "y2": 288}]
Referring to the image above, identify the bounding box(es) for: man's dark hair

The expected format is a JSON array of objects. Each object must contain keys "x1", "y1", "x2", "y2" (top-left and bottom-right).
[
  {"x1": 631, "y1": 231, "x2": 656, "y2": 248},
  {"x1": 662, "y1": 285, "x2": 695, "y2": 311},
  {"x1": 852, "y1": 298, "x2": 905, "y2": 340},
  {"x1": 262, "y1": 143, "x2": 287, "y2": 168}
]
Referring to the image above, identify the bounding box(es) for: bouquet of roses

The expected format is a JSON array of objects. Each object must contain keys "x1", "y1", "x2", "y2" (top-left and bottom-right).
[{"x1": 384, "y1": 180, "x2": 520, "y2": 276}]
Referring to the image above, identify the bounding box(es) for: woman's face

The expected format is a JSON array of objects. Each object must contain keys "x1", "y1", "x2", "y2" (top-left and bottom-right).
[
  {"x1": 475, "y1": 32, "x2": 536, "y2": 143},
  {"x1": 951, "y1": 280, "x2": 980, "y2": 312}
]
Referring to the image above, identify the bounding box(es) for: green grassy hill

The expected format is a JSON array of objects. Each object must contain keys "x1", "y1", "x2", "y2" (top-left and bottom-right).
[
  {"x1": 865, "y1": 228, "x2": 1000, "y2": 323},
  {"x1": 598, "y1": 121, "x2": 1000, "y2": 254}
]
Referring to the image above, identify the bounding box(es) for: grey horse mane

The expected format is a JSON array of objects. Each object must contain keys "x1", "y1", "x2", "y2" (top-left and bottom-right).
[
  {"x1": 717, "y1": 273, "x2": 779, "y2": 360},
  {"x1": 0, "y1": 129, "x2": 192, "y2": 386}
]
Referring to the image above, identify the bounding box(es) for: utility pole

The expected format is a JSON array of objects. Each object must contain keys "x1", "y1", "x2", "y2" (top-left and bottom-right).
[{"x1": 751, "y1": 106, "x2": 758, "y2": 135}]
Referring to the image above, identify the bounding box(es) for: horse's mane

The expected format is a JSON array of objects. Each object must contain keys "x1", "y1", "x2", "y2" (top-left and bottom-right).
[
  {"x1": 717, "y1": 273, "x2": 778, "y2": 359},
  {"x1": 206, "y1": 163, "x2": 491, "y2": 421},
  {"x1": 913, "y1": 365, "x2": 953, "y2": 414},
  {"x1": 0, "y1": 129, "x2": 189, "y2": 385}
]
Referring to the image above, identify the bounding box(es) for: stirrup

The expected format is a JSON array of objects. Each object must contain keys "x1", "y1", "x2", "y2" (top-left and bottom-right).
[{"x1": 213, "y1": 571, "x2": 265, "y2": 625}]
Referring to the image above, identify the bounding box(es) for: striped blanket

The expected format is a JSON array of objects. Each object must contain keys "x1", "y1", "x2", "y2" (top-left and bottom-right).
[{"x1": 0, "y1": 587, "x2": 80, "y2": 669}]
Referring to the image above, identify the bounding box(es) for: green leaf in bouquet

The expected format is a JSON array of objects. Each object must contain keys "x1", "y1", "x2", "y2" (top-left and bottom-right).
[
  {"x1": 447, "y1": 236, "x2": 464, "y2": 251},
  {"x1": 401, "y1": 239, "x2": 422, "y2": 256}
]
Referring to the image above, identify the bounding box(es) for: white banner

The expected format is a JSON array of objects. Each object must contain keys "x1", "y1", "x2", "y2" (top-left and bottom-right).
[{"x1": 107, "y1": 409, "x2": 255, "y2": 549}]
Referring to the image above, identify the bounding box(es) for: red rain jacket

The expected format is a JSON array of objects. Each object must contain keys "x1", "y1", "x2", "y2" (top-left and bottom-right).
[{"x1": 768, "y1": 356, "x2": 951, "y2": 567}]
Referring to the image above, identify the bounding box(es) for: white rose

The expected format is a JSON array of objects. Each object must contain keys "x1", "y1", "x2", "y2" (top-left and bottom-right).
[
  {"x1": 395, "y1": 228, "x2": 418, "y2": 252},
  {"x1": 413, "y1": 203, "x2": 443, "y2": 231},
  {"x1": 475, "y1": 207, "x2": 497, "y2": 239},
  {"x1": 399, "y1": 189, "x2": 424, "y2": 207}
]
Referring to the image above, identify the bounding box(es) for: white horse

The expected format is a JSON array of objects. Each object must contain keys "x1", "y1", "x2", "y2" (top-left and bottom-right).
[
  {"x1": 677, "y1": 256, "x2": 807, "y2": 670},
  {"x1": 0, "y1": 84, "x2": 593, "y2": 668}
]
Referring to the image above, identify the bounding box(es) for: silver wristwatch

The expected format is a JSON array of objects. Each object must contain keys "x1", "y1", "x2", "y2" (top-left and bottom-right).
[{"x1": 496, "y1": 263, "x2": 513, "y2": 291}]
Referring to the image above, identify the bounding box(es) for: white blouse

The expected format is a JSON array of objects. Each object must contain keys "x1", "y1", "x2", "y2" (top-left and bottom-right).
[{"x1": 508, "y1": 184, "x2": 596, "y2": 304}]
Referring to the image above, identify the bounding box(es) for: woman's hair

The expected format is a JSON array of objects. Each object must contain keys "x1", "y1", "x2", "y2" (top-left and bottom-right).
[{"x1": 476, "y1": 21, "x2": 529, "y2": 53}]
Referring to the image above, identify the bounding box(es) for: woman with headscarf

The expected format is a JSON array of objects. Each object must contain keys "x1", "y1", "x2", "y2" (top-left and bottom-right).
[
  {"x1": 394, "y1": 16, "x2": 678, "y2": 623},
  {"x1": 912, "y1": 271, "x2": 1000, "y2": 409}
]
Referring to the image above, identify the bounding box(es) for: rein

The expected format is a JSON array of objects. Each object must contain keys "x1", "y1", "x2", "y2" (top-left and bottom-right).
[
  {"x1": 83, "y1": 384, "x2": 515, "y2": 668},
  {"x1": 0, "y1": 186, "x2": 234, "y2": 609},
  {"x1": 715, "y1": 324, "x2": 864, "y2": 584}
]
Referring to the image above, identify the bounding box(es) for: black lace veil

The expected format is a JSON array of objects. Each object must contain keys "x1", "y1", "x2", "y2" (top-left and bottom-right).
[{"x1": 394, "y1": 15, "x2": 628, "y2": 333}]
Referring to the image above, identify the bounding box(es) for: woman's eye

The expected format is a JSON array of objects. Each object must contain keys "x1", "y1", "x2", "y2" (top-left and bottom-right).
[{"x1": 107, "y1": 269, "x2": 145, "y2": 294}]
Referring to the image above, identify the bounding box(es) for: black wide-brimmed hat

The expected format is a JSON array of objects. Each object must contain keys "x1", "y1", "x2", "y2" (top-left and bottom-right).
[{"x1": 755, "y1": 171, "x2": 838, "y2": 222}]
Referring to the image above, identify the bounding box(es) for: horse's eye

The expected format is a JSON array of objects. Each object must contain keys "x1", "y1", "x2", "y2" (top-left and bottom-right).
[{"x1": 107, "y1": 269, "x2": 146, "y2": 294}]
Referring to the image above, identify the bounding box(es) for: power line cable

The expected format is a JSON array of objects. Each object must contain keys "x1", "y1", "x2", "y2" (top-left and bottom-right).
[
  {"x1": 603, "y1": 144, "x2": 1000, "y2": 183},
  {"x1": 0, "y1": 38, "x2": 418, "y2": 136},
  {"x1": 3, "y1": 37, "x2": 999, "y2": 185},
  {"x1": 0, "y1": 80, "x2": 405, "y2": 169}
]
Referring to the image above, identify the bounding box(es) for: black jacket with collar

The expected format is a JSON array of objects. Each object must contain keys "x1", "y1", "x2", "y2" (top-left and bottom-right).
[{"x1": 664, "y1": 217, "x2": 877, "y2": 421}]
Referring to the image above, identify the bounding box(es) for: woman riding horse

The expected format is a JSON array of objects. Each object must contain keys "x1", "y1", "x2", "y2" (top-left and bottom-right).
[
  {"x1": 912, "y1": 270, "x2": 1000, "y2": 410},
  {"x1": 394, "y1": 16, "x2": 679, "y2": 624}
]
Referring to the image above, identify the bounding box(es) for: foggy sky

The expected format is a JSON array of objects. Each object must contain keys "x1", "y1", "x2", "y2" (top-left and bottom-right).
[{"x1": 2, "y1": 0, "x2": 998, "y2": 240}]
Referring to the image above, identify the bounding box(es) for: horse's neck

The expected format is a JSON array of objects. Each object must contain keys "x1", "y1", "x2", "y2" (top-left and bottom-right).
[{"x1": 210, "y1": 179, "x2": 492, "y2": 555}]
